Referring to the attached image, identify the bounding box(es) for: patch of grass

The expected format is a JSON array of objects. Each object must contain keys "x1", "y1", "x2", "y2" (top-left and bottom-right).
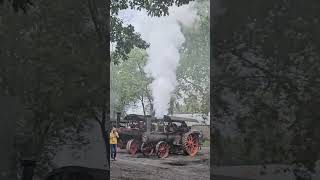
[{"x1": 202, "y1": 139, "x2": 210, "y2": 147}]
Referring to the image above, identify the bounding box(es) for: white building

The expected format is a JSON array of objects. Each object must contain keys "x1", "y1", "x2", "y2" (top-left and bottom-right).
[{"x1": 172, "y1": 113, "x2": 210, "y2": 126}]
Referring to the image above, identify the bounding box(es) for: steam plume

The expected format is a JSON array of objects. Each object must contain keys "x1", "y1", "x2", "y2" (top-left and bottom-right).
[{"x1": 120, "y1": 3, "x2": 198, "y2": 118}]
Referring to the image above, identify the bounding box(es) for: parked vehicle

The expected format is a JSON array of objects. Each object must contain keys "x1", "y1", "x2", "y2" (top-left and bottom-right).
[{"x1": 127, "y1": 115, "x2": 201, "y2": 159}]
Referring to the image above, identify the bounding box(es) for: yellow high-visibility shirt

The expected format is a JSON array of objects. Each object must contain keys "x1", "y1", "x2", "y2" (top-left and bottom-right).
[{"x1": 109, "y1": 132, "x2": 119, "y2": 144}]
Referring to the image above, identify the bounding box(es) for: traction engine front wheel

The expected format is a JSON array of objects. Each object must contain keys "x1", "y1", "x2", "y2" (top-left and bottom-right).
[
  {"x1": 182, "y1": 133, "x2": 200, "y2": 156},
  {"x1": 155, "y1": 141, "x2": 169, "y2": 159},
  {"x1": 126, "y1": 139, "x2": 138, "y2": 155}
]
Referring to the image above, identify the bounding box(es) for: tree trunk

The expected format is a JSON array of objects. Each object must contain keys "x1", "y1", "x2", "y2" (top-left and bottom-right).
[
  {"x1": 136, "y1": 62, "x2": 148, "y2": 116},
  {"x1": 21, "y1": 160, "x2": 36, "y2": 180},
  {"x1": 87, "y1": 0, "x2": 110, "y2": 172},
  {"x1": 146, "y1": 94, "x2": 154, "y2": 116},
  {"x1": 141, "y1": 96, "x2": 146, "y2": 116},
  {"x1": 99, "y1": 120, "x2": 109, "y2": 169}
]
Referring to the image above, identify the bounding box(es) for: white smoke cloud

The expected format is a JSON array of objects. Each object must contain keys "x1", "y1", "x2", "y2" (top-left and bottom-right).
[{"x1": 119, "y1": 3, "x2": 198, "y2": 118}]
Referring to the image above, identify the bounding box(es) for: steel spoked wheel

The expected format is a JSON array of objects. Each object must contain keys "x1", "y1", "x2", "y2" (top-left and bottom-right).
[
  {"x1": 126, "y1": 139, "x2": 138, "y2": 155},
  {"x1": 182, "y1": 133, "x2": 199, "y2": 156},
  {"x1": 140, "y1": 143, "x2": 154, "y2": 156},
  {"x1": 156, "y1": 141, "x2": 169, "y2": 159}
]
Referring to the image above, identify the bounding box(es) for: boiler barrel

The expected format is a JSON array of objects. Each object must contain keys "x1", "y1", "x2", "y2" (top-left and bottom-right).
[{"x1": 143, "y1": 133, "x2": 179, "y2": 143}]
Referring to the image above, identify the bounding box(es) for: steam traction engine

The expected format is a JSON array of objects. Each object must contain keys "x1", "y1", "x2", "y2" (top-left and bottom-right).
[
  {"x1": 116, "y1": 114, "x2": 155, "y2": 154},
  {"x1": 127, "y1": 115, "x2": 201, "y2": 159}
]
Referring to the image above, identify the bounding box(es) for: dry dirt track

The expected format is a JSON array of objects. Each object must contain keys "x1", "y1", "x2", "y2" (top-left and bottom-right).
[
  {"x1": 111, "y1": 147, "x2": 210, "y2": 180},
  {"x1": 110, "y1": 147, "x2": 258, "y2": 180}
]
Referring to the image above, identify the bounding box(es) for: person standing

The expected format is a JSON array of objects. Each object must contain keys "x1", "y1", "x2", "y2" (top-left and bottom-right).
[{"x1": 110, "y1": 127, "x2": 119, "y2": 160}]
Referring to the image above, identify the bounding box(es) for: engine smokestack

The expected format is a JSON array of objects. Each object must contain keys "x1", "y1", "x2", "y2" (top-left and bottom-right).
[{"x1": 146, "y1": 116, "x2": 151, "y2": 133}]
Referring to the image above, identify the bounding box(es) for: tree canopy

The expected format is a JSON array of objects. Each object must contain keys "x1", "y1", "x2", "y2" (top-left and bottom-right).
[
  {"x1": 176, "y1": 0, "x2": 209, "y2": 114},
  {"x1": 111, "y1": 48, "x2": 153, "y2": 115},
  {"x1": 1, "y1": 0, "x2": 197, "y2": 62},
  {"x1": 212, "y1": 0, "x2": 320, "y2": 172}
]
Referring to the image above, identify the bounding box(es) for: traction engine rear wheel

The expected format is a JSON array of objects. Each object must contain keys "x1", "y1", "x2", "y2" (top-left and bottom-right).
[
  {"x1": 182, "y1": 133, "x2": 199, "y2": 156},
  {"x1": 156, "y1": 141, "x2": 169, "y2": 159},
  {"x1": 126, "y1": 139, "x2": 138, "y2": 155}
]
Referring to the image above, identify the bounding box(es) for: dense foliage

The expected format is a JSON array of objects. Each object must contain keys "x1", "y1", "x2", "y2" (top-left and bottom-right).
[
  {"x1": 176, "y1": 0, "x2": 209, "y2": 114},
  {"x1": 111, "y1": 48, "x2": 153, "y2": 115},
  {"x1": 212, "y1": 0, "x2": 320, "y2": 173}
]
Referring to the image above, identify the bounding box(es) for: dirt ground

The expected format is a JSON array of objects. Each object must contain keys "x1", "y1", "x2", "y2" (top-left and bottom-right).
[
  {"x1": 110, "y1": 147, "x2": 210, "y2": 180},
  {"x1": 110, "y1": 146, "x2": 320, "y2": 180}
]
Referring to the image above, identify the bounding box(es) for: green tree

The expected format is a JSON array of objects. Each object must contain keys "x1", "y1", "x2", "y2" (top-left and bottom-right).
[
  {"x1": 111, "y1": 48, "x2": 153, "y2": 116},
  {"x1": 212, "y1": 0, "x2": 320, "y2": 174},
  {"x1": 176, "y1": 0, "x2": 209, "y2": 114}
]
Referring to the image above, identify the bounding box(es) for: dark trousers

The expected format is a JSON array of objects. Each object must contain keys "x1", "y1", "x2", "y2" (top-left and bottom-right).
[{"x1": 110, "y1": 144, "x2": 117, "y2": 159}]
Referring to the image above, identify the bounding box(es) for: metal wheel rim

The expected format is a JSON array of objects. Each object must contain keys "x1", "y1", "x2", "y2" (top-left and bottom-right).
[
  {"x1": 126, "y1": 139, "x2": 138, "y2": 155},
  {"x1": 183, "y1": 134, "x2": 199, "y2": 156},
  {"x1": 156, "y1": 141, "x2": 169, "y2": 159}
]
